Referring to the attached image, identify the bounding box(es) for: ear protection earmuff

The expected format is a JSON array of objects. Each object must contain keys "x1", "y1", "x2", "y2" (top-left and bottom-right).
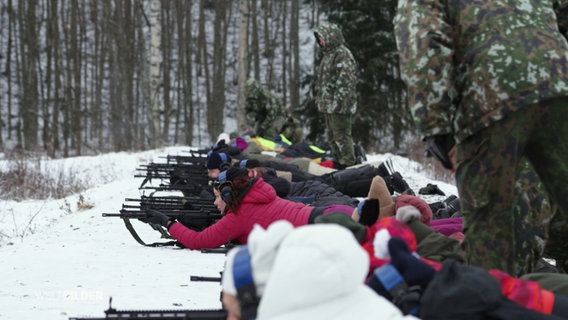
[
  {"x1": 219, "y1": 181, "x2": 233, "y2": 203},
  {"x1": 219, "y1": 153, "x2": 231, "y2": 171},
  {"x1": 233, "y1": 246, "x2": 259, "y2": 320},
  {"x1": 217, "y1": 171, "x2": 233, "y2": 203}
]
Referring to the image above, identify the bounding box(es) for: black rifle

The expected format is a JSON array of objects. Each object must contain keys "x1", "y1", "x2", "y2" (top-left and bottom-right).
[
  {"x1": 69, "y1": 299, "x2": 226, "y2": 320},
  {"x1": 136, "y1": 162, "x2": 209, "y2": 188},
  {"x1": 139, "y1": 184, "x2": 211, "y2": 198},
  {"x1": 200, "y1": 247, "x2": 230, "y2": 254},
  {"x1": 190, "y1": 276, "x2": 222, "y2": 282},
  {"x1": 163, "y1": 154, "x2": 209, "y2": 166},
  {"x1": 102, "y1": 208, "x2": 222, "y2": 219},
  {"x1": 103, "y1": 206, "x2": 222, "y2": 247},
  {"x1": 118, "y1": 196, "x2": 219, "y2": 216}
]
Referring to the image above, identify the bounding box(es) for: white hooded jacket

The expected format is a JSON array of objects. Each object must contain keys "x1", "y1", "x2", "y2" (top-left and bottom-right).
[{"x1": 256, "y1": 223, "x2": 419, "y2": 320}]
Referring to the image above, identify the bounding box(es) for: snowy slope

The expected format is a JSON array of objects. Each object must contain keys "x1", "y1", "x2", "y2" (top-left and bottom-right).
[{"x1": 0, "y1": 147, "x2": 457, "y2": 320}]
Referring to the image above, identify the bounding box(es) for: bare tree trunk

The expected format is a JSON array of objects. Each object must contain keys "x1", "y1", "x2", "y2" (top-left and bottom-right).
[
  {"x1": 207, "y1": 0, "x2": 228, "y2": 142},
  {"x1": 108, "y1": 0, "x2": 136, "y2": 151},
  {"x1": 91, "y1": 0, "x2": 107, "y2": 152},
  {"x1": 70, "y1": 0, "x2": 83, "y2": 156},
  {"x1": 280, "y1": 1, "x2": 287, "y2": 101},
  {"x1": 261, "y1": 0, "x2": 273, "y2": 84},
  {"x1": 134, "y1": 5, "x2": 146, "y2": 150},
  {"x1": 237, "y1": 0, "x2": 249, "y2": 131},
  {"x1": 161, "y1": 1, "x2": 173, "y2": 144},
  {"x1": 2, "y1": 0, "x2": 17, "y2": 147},
  {"x1": 17, "y1": 0, "x2": 40, "y2": 150},
  {"x1": 148, "y1": 0, "x2": 162, "y2": 148},
  {"x1": 290, "y1": 0, "x2": 300, "y2": 110},
  {"x1": 251, "y1": 0, "x2": 259, "y2": 80},
  {"x1": 198, "y1": 0, "x2": 210, "y2": 144},
  {"x1": 175, "y1": 1, "x2": 193, "y2": 145},
  {"x1": 44, "y1": 0, "x2": 57, "y2": 157}
]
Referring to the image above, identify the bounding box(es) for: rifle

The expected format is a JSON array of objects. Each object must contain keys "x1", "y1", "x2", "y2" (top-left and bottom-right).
[
  {"x1": 163, "y1": 154, "x2": 209, "y2": 166},
  {"x1": 102, "y1": 208, "x2": 222, "y2": 219},
  {"x1": 190, "y1": 276, "x2": 222, "y2": 282},
  {"x1": 139, "y1": 184, "x2": 211, "y2": 198},
  {"x1": 118, "y1": 196, "x2": 219, "y2": 214},
  {"x1": 136, "y1": 162, "x2": 209, "y2": 188},
  {"x1": 103, "y1": 204, "x2": 223, "y2": 247},
  {"x1": 69, "y1": 299, "x2": 226, "y2": 320}
]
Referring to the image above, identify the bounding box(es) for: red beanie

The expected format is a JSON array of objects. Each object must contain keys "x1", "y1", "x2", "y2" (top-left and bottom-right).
[
  {"x1": 395, "y1": 194, "x2": 433, "y2": 225},
  {"x1": 362, "y1": 218, "x2": 418, "y2": 272}
]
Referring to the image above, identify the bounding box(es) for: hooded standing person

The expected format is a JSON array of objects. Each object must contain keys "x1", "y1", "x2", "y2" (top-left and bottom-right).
[
  {"x1": 394, "y1": 0, "x2": 568, "y2": 274},
  {"x1": 313, "y1": 22, "x2": 359, "y2": 169}
]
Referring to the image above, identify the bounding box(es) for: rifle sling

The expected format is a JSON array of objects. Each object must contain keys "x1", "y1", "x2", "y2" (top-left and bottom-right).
[{"x1": 122, "y1": 218, "x2": 178, "y2": 247}]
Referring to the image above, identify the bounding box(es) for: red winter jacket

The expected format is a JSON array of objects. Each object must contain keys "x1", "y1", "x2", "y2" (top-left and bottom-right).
[{"x1": 169, "y1": 178, "x2": 313, "y2": 250}]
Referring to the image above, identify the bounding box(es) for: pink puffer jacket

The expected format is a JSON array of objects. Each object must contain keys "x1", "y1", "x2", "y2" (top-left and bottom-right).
[{"x1": 169, "y1": 178, "x2": 312, "y2": 250}]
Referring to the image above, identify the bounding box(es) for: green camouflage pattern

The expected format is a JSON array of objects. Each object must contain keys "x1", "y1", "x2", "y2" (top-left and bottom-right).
[
  {"x1": 325, "y1": 113, "x2": 355, "y2": 167},
  {"x1": 455, "y1": 98, "x2": 568, "y2": 276},
  {"x1": 512, "y1": 160, "x2": 553, "y2": 276},
  {"x1": 394, "y1": 0, "x2": 568, "y2": 144},
  {"x1": 244, "y1": 79, "x2": 301, "y2": 142},
  {"x1": 314, "y1": 23, "x2": 358, "y2": 114}
]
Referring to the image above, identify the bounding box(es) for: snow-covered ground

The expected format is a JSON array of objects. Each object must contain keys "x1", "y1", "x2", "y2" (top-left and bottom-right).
[{"x1": 0, "y1": 146, "x2": 457, "y2": 320}]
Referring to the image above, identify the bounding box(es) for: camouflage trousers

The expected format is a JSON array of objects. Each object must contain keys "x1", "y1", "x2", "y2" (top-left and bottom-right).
[
  {"x1": 324, "y1": 113, "x2": 355, "y2": 167},
  {"x1": 455, "y1": 97, "x2": 568, "y2": 276}
]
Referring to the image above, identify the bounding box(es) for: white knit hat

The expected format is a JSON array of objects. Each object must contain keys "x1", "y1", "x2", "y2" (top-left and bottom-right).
[
  {"x1": 221, "y1": 221, "x2": 294, "y2": 296},
  {"x1": 216, "y1": 132, "x2": 231, "y2": 145}
]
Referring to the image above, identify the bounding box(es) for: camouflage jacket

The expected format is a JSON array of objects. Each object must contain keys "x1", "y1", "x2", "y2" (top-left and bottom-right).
[
  {"x1": 314, "y1": 23, "x2": 358, "y2": 114},
  {"x1": 244, "y1": 79, "x2": 287, "y2": 139},
  {"x1": 394, "y1": 0, "x2": 568, "y2": 143}
]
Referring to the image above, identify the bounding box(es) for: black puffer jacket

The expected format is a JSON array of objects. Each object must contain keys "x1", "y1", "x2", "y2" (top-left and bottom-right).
[{"x1": 290, "y1": 180, "x2": 356, "y2": 206}]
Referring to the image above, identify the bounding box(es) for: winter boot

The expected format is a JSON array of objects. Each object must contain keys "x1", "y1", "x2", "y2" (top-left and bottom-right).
[
  {"x1": 376, "y1": 162, "x2": 390, "y2": 178},
  {"x1": 433, "y1": 195, "x2": 460, "y2": 219},
  {"x1": 384, "y1": 172, "x2": 414, "y2": 195},
  {"x1": 418, "y1": 183, "x2": 446, "y2": 196}
]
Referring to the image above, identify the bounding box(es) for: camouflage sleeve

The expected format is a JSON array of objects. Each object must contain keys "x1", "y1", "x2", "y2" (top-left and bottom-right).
[
  {"x1": 320, "y1": 47, "x2": 358, "y2": 114},
  {"x1": 394, "y1": 0, "x2": 456, "y2": 138},
  {"x1": 333, "y1": 48, "x2": 358, "y2": 111}
]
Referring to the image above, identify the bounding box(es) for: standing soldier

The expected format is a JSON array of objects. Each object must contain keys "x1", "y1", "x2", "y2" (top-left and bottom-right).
[
  {"x1": 244, "y1": 79, "x2": 303, "y2": 144},
  {"x1": 394, "y1": 1, "x2": 568, "y2": 275},
  {"x1": 313, "y1": 22, "x2": 359, "y2": 169}
]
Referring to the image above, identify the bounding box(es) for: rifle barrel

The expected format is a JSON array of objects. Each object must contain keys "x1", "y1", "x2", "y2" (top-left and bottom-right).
[{"x1": 190, "y1": 276, "x2": 222, "y2": 282}]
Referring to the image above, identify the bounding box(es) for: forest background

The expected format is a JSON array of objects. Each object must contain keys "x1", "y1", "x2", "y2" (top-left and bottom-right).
[{"x1": 0, "y1": 0, "x2": 413, "y2": 159}]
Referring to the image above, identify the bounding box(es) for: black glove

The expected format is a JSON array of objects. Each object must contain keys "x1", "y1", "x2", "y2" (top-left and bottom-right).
[
  {"x1": 138, "y1": 209, "x2": 173, "y2": 228},
  {"x1": 359, "y1": 198, "x2": 379, "y2": 226},
  {"x1": 424, "y1": 134, "x2": 455, "y2": 170}
]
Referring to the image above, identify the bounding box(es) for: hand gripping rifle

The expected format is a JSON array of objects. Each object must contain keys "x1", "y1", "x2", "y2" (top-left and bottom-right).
[{"x1": 103, "y1": 196, "x2": 223, "y2": 247}]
